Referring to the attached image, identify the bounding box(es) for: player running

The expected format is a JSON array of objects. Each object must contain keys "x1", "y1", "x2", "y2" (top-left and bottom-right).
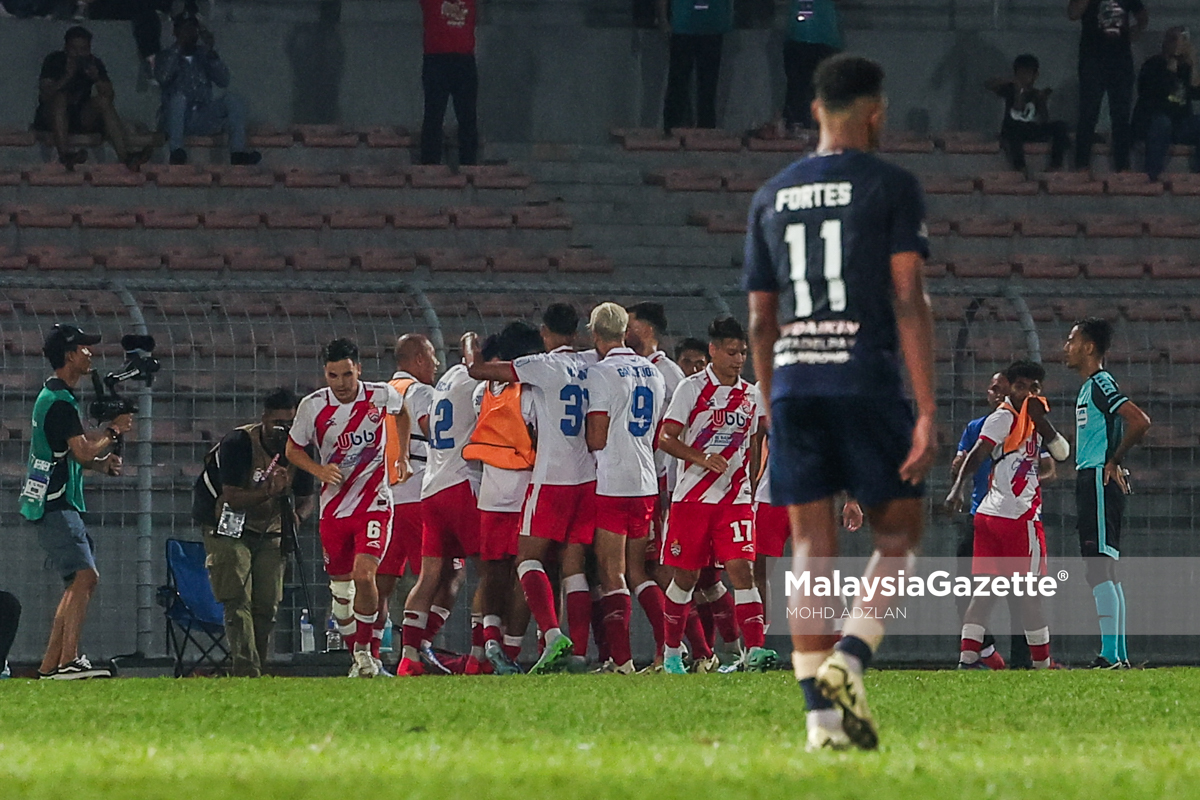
[
  {"x1": 744, "y1": 55, "x2": 937, "y2": 750},
  {"x1": 586, "y1": 302, "x2": 665, "y2": 674},
  {"x1": 465, "y1": 303, "x2": 595, "y2": 674},
  {"x1": 657, "y1": 316, "x2": 775, "y2": 675},
  {"x1": 1064, "y1": 318, "x2": 1151, "y2": 669},
  {"x1": 945, "y1": 360, "x2": 1071, "y2": 670},
  {"x1": 287, "y1": 339, "x2": 411, "y2": 679}
]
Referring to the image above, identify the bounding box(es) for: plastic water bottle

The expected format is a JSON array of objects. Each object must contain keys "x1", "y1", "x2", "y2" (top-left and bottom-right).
[
  {"x1": 380, "y1": 615, "x2": 394, "y2": 654},
  {"x1": 325, "y1": 615, "x2": 344, "y2": 652},
  {"x1": 0, "y1": 661, "x2": 10, "y2": 679},
  {"x1": 300, "y1": 609, "x2": 316, "y2": 653}
]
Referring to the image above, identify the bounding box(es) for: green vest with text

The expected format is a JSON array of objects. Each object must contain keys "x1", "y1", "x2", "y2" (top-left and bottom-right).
[{"x1": 19, "y1": 385, "x2": 86, "y2": 521}]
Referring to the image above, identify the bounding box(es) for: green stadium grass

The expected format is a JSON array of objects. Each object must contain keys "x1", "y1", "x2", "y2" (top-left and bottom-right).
[{"x1": 1, "y1": 670, "x2": 1198, "y2": 799}]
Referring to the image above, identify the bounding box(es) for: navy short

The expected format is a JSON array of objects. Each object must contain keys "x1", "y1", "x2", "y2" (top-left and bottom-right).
[
  {"x1": 769, "y1": 395, "x2": 924, "y2": 509},
  {"x1": 1076, "y1": 468, "x2": 1123, "y2": 559},
  {"x1": 35, "y1": 509, "x2": 97, "y2": 582}
]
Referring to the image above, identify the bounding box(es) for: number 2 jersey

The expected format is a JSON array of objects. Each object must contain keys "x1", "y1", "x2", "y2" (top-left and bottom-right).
[
  {"x1": 741, "y1": 149, "x2": 929, "y2": 400},
  {"x1": 421, "y1": 363, "x2": 482, "y2": 500},
  {"x1": 587, "y1": 347, "x2": 665, "y2": 498},
  {"x1": 664, "y1": 366, "x2": 764, "y2": 505},
  {"x1": 289, "y1": 381, "x2": 403, "y2": 520}
]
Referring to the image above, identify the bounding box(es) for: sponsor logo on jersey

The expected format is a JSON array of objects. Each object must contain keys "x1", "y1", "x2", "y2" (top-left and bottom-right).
[
  {"x1": 336, "y1": 429, "x2": 379, "y2": 450},
  {"x1": 367, "y1": 407, "x2": 384, "y2": 424}
]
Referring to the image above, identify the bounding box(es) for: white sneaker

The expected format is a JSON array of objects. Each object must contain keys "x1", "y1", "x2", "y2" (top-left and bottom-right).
[
  {"x1": 805, "y1": 711, "x2": 851, "y2": 752},
  {"x1": 694, "y1": 654, "x2": 721, "y2": 674},
  {"x1": 373, "y1": 657, "x2": 394, "y2": 677},
  {"x1": 592, "y1": 658, "x2": 636, "y2": 675},
  {"x1": 351, "y1": 649, "x2": 379, "y2": 678},
  {"x1": 815, "y1": 651, "x2": 877, "y2": 750}
]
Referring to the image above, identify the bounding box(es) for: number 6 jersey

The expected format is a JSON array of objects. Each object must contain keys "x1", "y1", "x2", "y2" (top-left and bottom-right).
[{"x1": 586, "y1": 346, "x2": 666, "y2": 498}]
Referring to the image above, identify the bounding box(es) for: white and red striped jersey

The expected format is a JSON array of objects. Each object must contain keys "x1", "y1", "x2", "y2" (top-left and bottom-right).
[
  {"x1": 511, "y1": 346, "x2": 596, "y2": 487},
  {"x1": 976, "y1": 406, "x2": 1043, "y2": 521},
  {"x1": 421, "y1": 363, "x2": 482, "y2": 499},
  {"x1": 648, "y1": 350, "x2": 686, "y2": 484},
  {"x1": 290, "y1": 381, "x2": 403, "y2": 520},
  {"x1": 588, "y1": 347, "x2": 665, "y2": 497},
  {"x1": 664, "y1": 366, "x2": 764, "y2": 505}
]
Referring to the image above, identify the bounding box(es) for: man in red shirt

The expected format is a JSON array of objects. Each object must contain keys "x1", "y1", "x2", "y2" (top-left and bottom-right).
[{"x1": 420, "y1": 0, "x2": 479, "y2": 165}]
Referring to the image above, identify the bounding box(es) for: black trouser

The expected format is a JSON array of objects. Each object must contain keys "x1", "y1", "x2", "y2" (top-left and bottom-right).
[
  {"x1": 663, "y1": 33, "x2": 724, "y2": 132},
  {"x1": 86, "y1": 0, "x2": 170, "y2": 60},
  {"x1": 1075, "y1": 52, "x2": 1134, "y2": 171},
  {"x1": 955, "y1": 514, "x2": 1032, "y2": 668},
  {"x1": 420, "y1": 52, "x2": 479, "y2": 166},
  {"x1": 0, "y1": 591, "x2": 20, "y2": 667},
  {"x1": 1001, "y1": 120, "x2": 1071, "y2": 170},
  {"x1": 782, "y1": 40, "x2": 838, "y2": 128}
]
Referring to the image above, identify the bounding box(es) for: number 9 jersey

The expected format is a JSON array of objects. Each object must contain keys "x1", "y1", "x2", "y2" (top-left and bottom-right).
[
  {"x1": 741, "y1": 150, "x2": 929, "y2": 400},
  {"x1": 587, "y1": 347, "x2": 666, "y2": 498}
]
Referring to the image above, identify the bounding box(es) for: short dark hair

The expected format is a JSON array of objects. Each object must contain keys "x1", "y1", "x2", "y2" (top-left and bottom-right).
[
  {"x1": 322, "y1": 338, "x2": 359, "y2": 364},
  {"x1": 64, "y1": 26, "x2": 92, "y2": 44},
  {"x1": 1074, "y1": 317, "x2": 1113, "y2": 357},
  {"x1": 542, "y1": 303, "x2": 579, "y2": 337},
  {"x1": 675, "y1": 337, "x2": 708, "y2": 360},
  {"x1": 814, "y1": 54, "x2": 885, "y2": 113},
  {"x1": 708, "y1": 315, "x2": 746, "y2": 343},
  {"x1": 481, "y1": 334, "x2": 502, "y2": 362},
  {"x1": 263, "y1": 387, "x2": 299, "y2": 412},
  {"x1": 498, "y1": 321, "x2": 544, "y2": 361},
  {"x1": 627, "y1": 302, "x2": 668, "y2": 336},
  {"x1": 1013, "y1": 54, "x2": 1040, "y2": 73},
  {"x1": 1005, "y1": 359, "x2": 1046, "y2": 385}
]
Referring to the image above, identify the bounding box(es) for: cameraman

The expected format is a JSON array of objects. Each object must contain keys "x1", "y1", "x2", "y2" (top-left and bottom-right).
[
  {"x1": 19, "y1": 325, "x2": 131, "y2": 680},
  {"x1": 193, "y1": 389, "x2": 314, "y2": 677}
]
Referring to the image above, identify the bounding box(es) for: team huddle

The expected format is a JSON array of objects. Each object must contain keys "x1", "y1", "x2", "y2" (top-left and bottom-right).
[{"x1": 285, "y1": 302, "x2": 786, "y2": 681}]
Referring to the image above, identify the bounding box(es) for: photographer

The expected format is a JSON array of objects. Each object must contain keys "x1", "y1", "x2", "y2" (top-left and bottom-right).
[
  {"x1": 193, "y1": 389, "x2": 315, "y2": 677},
  {"x1": 19, "y1": 325, "x2": 132, "y2": 680}
]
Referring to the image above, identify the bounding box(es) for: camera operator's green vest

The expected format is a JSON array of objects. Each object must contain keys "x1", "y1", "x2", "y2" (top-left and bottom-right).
[{"x1": 19, "y1": 384, "x2": 86, "y2": 521}]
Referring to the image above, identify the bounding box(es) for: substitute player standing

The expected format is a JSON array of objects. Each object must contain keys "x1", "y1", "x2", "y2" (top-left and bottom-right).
[
  {"x1": 657, "y1": 316, "x2": 775, "y2": 675},
  {"x1": 586, "y1": 302, "x2": 665, "y2": 674},
  {"x1": 1064, "y1": 318, "x2": 1151, "y2": 669},
  {"x1": 287, "y1": 339, "x2": 411, "y2": 679},
  {"x1": 744, "y1": 55, "x2": 937, "y2": 751}
]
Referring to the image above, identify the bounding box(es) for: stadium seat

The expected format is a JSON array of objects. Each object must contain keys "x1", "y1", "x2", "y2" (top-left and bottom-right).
[
  {"x1": 418, "y1": 248, "x2": 488, "y2": 272},
  {"x1": 1041, "y1": 172, "x2": 1104, "y2": 195},
  {"x1": 955, "y1": 216, "x2": 1016, "y2": 237},
  {"x1": 616, "y1": 128, "x2": 682, "y2": 151},
  {"x1": 223, "y1": 247, "x2": 287, "y2": 271},
  {"x1": 345, "y1": 166, "x2": 409, "y2": 188},
  {"x1": 202, "y1": 208, "x2": 264, "y2": 229},
  {"x1": 287, "y1": 249, "x2": 352, "y2": 271},
  {"x1": 22, "y1": 164, "x2": 86, "y2": 187},
  {"x1": 877, "y1": 132, "x2": 935, "y2": 153},
  {"x1": 461, "y1": 165, "x2": 534, "y2": 190},
  {"x1": 949, "y1": 256, "x2": 1012, "y2": 278},
  {"x1": 1018, "y1": 216, "x2": 1079, "y2": 237},
  {"x1": 157, "y1": 539, "x2": 229, "y2": 678},
  {"x1": 1147, "y1": 255, "x2": 1200, "y2": 278},
  {"x1": 1164, "y1": 174, "x2": 1200, "y2": 196},
  {"x1": 0, "y1": 169, "x2": 18, "y2": 187},
  {"x1": 71, "y1": 206, "x2": 138, "y2": 229},
  {"x1": 550, "y1": 247, "x2": 613, "y2": 274},
  {"x1": 451, "y1": 206, "x2": 513, "y2": 229},
  {"x1": 0, "y1": 247, "x2": 31, "y2": 270},
  {"x1": 363, "y1": 125, "x2": 415, "y2": 148},
  {"x1": 1121, "y1": 299, "x2": 1186, "y2": 321},
  {"x1": 721, "y1": 170, "x2": 771, "y2": 192},
  {"x1": 327, "y1": 209, "x2": 388, "y2": 229},
  {"x1": 745, "y1": 132, "x2": 812, "y2": 152},
  {"x1": 292, "y1": 124, "x2": 362, "y2": 148},
  {"x1": 930, "y1": 295, "x2": 967, "y2": 321},
  {"x1": 353, "y1": 249, "x2": 418, "y2": 272},
  {"x1": 85, "y1": 164, "x2": 147, "y2": 187},
  {"x1": 688, "y1": 210, "x2": 746, "y2": 234},
  {"x1": 147, "y1": 165, "x2": 213, "y2": 188},
  {"x1": 26, "y1": 246, "x2": 95, "y2": 270},
  {"x1": 513, "y1": 204, "x2": 572, "y2": 229},
  {"x1": 140, "y1": 209, "x2": 202, "y2": 229},
  {"x1": 93, "y1": 246, "x2": 163, "y2": 270},
  {"x1": 1017, "y1": 255, "x2": 1079, "y2": 279},
  {"x1": 675, "y1": 128, "x2": 742, "y2": 152},
  {"x1": 1080, "y1": 255, "x2": 1145, "y2": 279},
  {"x1": 1082, "y1": 215, "x2": 1144, "y2": 237},
  {"x1": 10, "y1": 204, "x2": 73, "y2": 228},
  {"x1": 408, "y1": 165, "x2": 469, "y2": 189},
  {"x1": 1105, "y1": 173, "x2": 1164, "y2": 196},
  {"x1": 1146, "y1": 216, "x2": 1200, "y2": 238},
  {"x1": 1055, "y1": 299, "x2": 1116, "y2": 321},
  {"x1": 0, "y1": 129, "x2": 37, "y2": 146},
  {"x1": 646, "y1": 169, "x2": 723, "y2": 192},
  {"x1": 265, "y1": 209, "x2": 325, "y2": 230},
  {"x1": 247, "y1": 127, "x2": 296, "y2": 148},
  {"x1": 391, "y1": 207, "x2": 451, "y2": 229},
  {"x1": 921, "y1": 174, "x2": 978, "y2": 194},
  {"x1": 163, "y1": 246, "x2": 225, "y2": 271},
  {"x1": 979, "y1": 171, "x2": 1038, "y2": 195},
  {"x1": 925, "y1": 218, "x2": 952, "y2": 236},
  {"x1": 208, "y1": 166, "x2": 277, "y2": 188},
  {"x1": 922, "y1": 261, "x2": 948, "y2": 279},
  {"x1": 489, "y1": 248, "x2": 552, "y2": 273},
  {"x1": 938, "y1": 131, "x2": 1001, "y2": 154},
  {"x1": 278, "y1": 167, "x2": 343, "y2": 188}
]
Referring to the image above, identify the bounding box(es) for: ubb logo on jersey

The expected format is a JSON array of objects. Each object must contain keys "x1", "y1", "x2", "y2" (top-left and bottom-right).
[
  {"x1": 336, "y1": 429, "x2": 379, "y2": 450},
  {"x1": 711, "y1": 408, "x2": 753, "y2": 429}
]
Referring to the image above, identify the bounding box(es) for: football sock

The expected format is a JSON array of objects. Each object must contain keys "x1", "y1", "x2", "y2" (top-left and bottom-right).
[
  {"x1": 959, "y1": 623, "x2": 986, "y2": 665},
  {"x1": 591, "y1": 595, "x2": 610, "y2": 663},
  {"x1": 836, "y1": 634, "x2": 875, "y2": 674},
  {"x1": 792, "y1": 650, "x2": 834, "y2": 710},
  {"x1": 684, "y1": 602, "x2": 713, "y2": 659},
  {"x1": 517, "y1": 560, "x2": 561, "y2": 634},
  {"x1": 401, "y1": 610, "x2": 428, "y2": 655},
  {"x1": 1025, "y1": 626, "x2": 1051, "y2": 669},
  {"x1": 564, "y1": 574, "x2": 592, "y2": 657},
  {"x1": 600, "y1": 587, "x2": 633, "y2": 666},
  {"x1": 470, "y1": 613, "x2": 485, "y2": 660},
  {"x1": 483, "y1": 614, "x2": 503, "y2": 646},
  {"x1": 707, "y1": 584, "x2": 740, "y2": 645},
  {"x1": 502, "y1": 634, "x2": 523, "y2": 662},
  {"x1": 840, "y1": 615, "x2": 884, "y2": 673},
  {"x1": 1115, "y1": 582, "x2": 1128, "y2": 662},
  {"x1": 634, "y1": 580, "x2": 667, "y2": 655},
  {"x1": 733, "y1": 588, "x2": 765, "y2": 649},
  {"x1": 424, "y1": 605, "x2": 451, "y2": 645},
  {"x1": 370, "y1": 614, "x2": 387, "y2": 660},
  {"x1": 1092, "y1": 580, "x2": 1119, "y2": 663},
  {"x1": 663, "y1": 580, "x2": 694, "y2": 651},
  {"x1": 696, "y1": 601, "x2": 716, "y2": 649},
  {"x1": 352, "y1": 611, "x2": 378, "y2": 650}
]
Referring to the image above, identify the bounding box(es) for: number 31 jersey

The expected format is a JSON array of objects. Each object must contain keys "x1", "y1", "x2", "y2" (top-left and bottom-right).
[
  {"x1": 421, "y1": 363, "x2": 482, "y2": 500},
  {"x1": 587, "y1": 347, "x2": 665, "y2": 498},
  {"x1": 741, "y1": 150, "x2": 929, "y2": 400},
  {"x1": 512, "y1": 346, "x2": 596, "y2": 487}
]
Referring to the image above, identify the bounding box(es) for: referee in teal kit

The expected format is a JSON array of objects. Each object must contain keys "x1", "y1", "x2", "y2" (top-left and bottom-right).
[{"x1": 1063, "y1": 318, "x2": 1151, "y2": 669}]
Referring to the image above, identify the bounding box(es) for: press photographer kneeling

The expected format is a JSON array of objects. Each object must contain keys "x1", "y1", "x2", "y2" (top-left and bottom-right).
[
  {"x1": 20, "y1": 325, "x2": 132, "y2": 680},
  {"x1": 193, "y1": 389, "x2": 314, "y2": 677}
]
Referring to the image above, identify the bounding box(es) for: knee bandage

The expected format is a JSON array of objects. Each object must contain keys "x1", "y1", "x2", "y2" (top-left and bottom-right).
[{"x1": 330, "y1": 580, "x2": 355, "y2": 620}]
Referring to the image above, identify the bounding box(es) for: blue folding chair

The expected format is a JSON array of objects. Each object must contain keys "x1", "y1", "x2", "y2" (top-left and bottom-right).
[{"x1": 156, "y1": 539, "x2": 229, "y2": 677}]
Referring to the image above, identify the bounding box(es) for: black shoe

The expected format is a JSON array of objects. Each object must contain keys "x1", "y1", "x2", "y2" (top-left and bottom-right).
[
  {"x1": 48, "y1": 655, "x2": 112, "y2": 680},
  {"x1": 58, "y1": 149, "x2": 87, "y2": 171},
  {"x1": 230, "y1": 150, "x2": 261, "y2": 166},
  {"x1": 169, "y1": 148, "x2": 188, "y2": 165},
  {"x1": 1090, "y1": 655, "x2": 1122, "y2": 670}
]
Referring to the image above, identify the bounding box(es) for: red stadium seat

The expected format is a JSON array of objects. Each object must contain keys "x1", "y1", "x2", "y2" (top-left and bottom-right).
[
  {"x1": 1164, "y1": 174, "x2": 1200, "y2": 196},
  {"x1": 23, "y1": 164, "x2": 86, "y2": 187},
  {"x1": 264, "y1": 209, "x2": 326, "y2": 229},
  {"x1": 461, "y1": 165, "x2": 533, "y2": 190},
  {"x1": 287, "y1": 249, "x2": 353, "y2": 271},
  {"x1": 1147, "y1": 216, "x2": 1200, "y2": 238},
  {"x1": 390, "y1": 207, "x2": 451, "y2": 229},
  {"x1": 223, "y1": 247, "x2": 286, "y2": 271},
  {"x1": 955, "y1": 216, "x2": 1016, "y2": 237},
  {"x1": 675, "y1": 128, "x2": 742, "y2": 152},
  {"x1": 363, "y1": 126, "x2": 415, "y2": 148},
  {"x1": 1105, "y1": 173, "x2": 1164, "y2": 196},
  {"x1": 1121, "y1": 299, "x2": 1186, "y2": 321},
  {"x1": 1146, "y1": 255, "x2": 1200, "y2": 278},
  {"x1": 86, "y1": 164, "x2": 147, "y2": 187},
  {"x1": 950, "y1": 256, "x2": 1012, "y2": 278},
  {"x1": 513, "y1": 204, "x2": 572, "y2": 229},
  {"x1": 27, "y1": 246, "x2": 95, "y2": 270},
  {"x1": 550, "y1": 247, "x2": 613, "y2": 274},
  {"x1": 690, "y1": 210, "x2": 746, "y2": 234},
  {"x1": 1082, "y1": 215, "x2": 1144, "y2": 237},
  {"x1": 71, "y1": 206, "x2": 138, "y2": 229},
  {"x1": 247, "y1": 127, "x2": 296, "y2": 148},
  {"x1": 292, "y1": 124, "x2": 362, "y2": 148},
  {"x1": 489, "y1": 248, "x2": 552, "y2": 273},
  {"x1": 10, "y1": 204, "x2": 74, "y2": 228},
  {"x1": 645, "y1": 169, "x2": 723, "y2": 192},
  {"x1": 451, "y1": 206, "x2": 513, "y2": 229},
  {"x1": 938, "y1": 131, "x2": 1001, "y2": 154},
  {"x1": 979, "y1": 171, "x2": 1039, "y2": 195},
  {"x1": 353, "y1": 249, "x2": 418, "y2": 272},
  {"x1": 1018, "y1": 216, "x2": 1080, "y2": 237},
  {"x1": 746, "y1": 133, "x2": 812, "y2": 152},
  {"x1": 1017, "y1": 255, "x2": 1080, "y2": 279},
  {"x1": 202, "y1": 208, "x2": 264, "y2": 229},
  {"x1": 147, "y1": 165, "x2": 213, "y2": 187},
  {"x1": 345, "y1": 166, "x2": 409, "y2": 188},
  {"x1": 922, "y1": 261, "x2": 948, "y2": 279},
  {"x1": 0, "y1": 129, "x2": 37, "y2": 146},
  {"x1": 418, "y1": 247, "x2": 488, "y2": 272},
  {"x1": 208, "y1": 166, "x2": 277, "y2": 188},
  {"x1": 139, "y1": 209, "x2": 202, "y2": 229},
  {"x1": 722, "y1": 171, "x2": 771, "y2": 192},
  {"x1": 1041, "y1": 172, "x2": 1104, "y2": 195},
  {"x1": 618, "y1": 129, "x2": 682, "y2": 151},
  {"x1": 925, "y1": 218, "x2": 952, "y2": 236},
  {"x1": 1079, "y1": 255, "x2": 1145, "y2": 279},
  {"x1": 0, "y1": 170, "x2": 18, "y2": 187},
  {"x1": 1054, "y1": 299, "x2": 1117, "y2": 321},
  {"x1": 328, "y1": 209, "x2": 388, "y2": 229},
  {"x1": 0, "y1": 247, "x2": 31, "y2": 270},
  {"x1": 93, "y1": 246, "x2": 163, "y2": 270},
  {"x1": 408, "y1": 165, "x2": 469, "y2": 189},
  {"x1": 163, "y1": 246, "x2": 225, "y2": 271},
  {"x1": 878, "y1": 132, "x2": 935, "y2": 153},
  {"x1": 921, "y1": 174, "x2": 978, "y2": 194},
  {"x1": 277, "y1": 167, "x2": 343, "y2": 188}
]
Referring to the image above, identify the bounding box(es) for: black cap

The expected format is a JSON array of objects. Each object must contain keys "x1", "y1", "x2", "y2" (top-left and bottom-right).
[{"x1": 43, "y1": 324, "x2": 101, "y2": 363}]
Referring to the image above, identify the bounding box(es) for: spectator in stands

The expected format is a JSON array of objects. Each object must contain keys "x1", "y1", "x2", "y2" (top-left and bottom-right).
[
  {"x1": 0, "y1": 591, "x2": 19, "y2": 678},
  {"x1": 419, "y1": 0, "x2": 479, "y2": 166},
  {"x1": 674, "y1": 337, "x2": 709, "y2": 377},
  {"x1": 32, "y1": 26, "x2": 149, "y2": 170},
  {"x1": 782, "y1": 0, "x2": 843, "y2": 132},
  {"x1": 657, "y1": 0, "x2": 732, "y2": 132},
  {"x1": 156, "y1": 13, "x2": 261, "y2": 166},
  {"x1": 986, "y1": 54, "x2": 1071, "y2": 172},
  {"x1": 1069, "y1": 0, "x2": 1147, "y2": 172},
  {"x1": 1133, "y1": 27, "x2": 1200, "y2": 180},
  {"x1": 80, "y1": 0, "x2": 174, "y2": 79}
]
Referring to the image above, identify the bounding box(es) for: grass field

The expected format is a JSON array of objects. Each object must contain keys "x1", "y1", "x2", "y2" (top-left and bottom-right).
[{"x1": 2, "y1": 669, "x2": 1199, "y2": 800}]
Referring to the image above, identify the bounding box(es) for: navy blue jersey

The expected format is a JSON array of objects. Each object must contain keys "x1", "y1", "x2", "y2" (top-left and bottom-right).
[{"x1": 742, "y1": 150, "x2": 929, "y2": 399}]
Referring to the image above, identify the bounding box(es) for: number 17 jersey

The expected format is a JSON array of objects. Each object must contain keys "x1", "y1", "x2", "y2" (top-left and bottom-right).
[
  {"x1": 741, "y1": 149, "x2": 929, "y2": 400},
  {"x1": 512, "y1": 346, "x2": 596, "y2": 487}
]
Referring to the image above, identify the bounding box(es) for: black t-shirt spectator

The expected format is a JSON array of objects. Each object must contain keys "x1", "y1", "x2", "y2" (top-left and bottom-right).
[
  {"x1": 996, "y1": 84, "x2": 1047, "y2": 128},
  {"x1": 1135, "y1": 55, "x2": 1200, "y2": 125},
  {"x1": 41, "y1": 378, "x2": 84, "y2": 513},
  {"x1": 37, "y1": 51, "x2": 109, "y2": 107},
  {"x1": 1079, "y1": 0, "x2": 1145, "y2": 61}
]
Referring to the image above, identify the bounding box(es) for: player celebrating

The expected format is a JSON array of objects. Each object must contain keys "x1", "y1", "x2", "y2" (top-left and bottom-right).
[
  {"x1": 744, "y1": 55, "x2": 937, "y2": 750},
  {"x1": 396, "y1": 334, "x2": 482, "y2": 677},
  {"x1": 657, "y1": 316, "x2": 775, "y2": 675},
  {"x1": 945, "y1": 360, "x2": 1071, "y2": 670},
  {"x1": 1064, "y1": 318, "x2": 1151, "y2": 669},
  {"x1": 586, "y1": 302, "x2": 665, "y2": 674},
  {"x1": 287, "y1": 339, "x2": 411, "y2": 679},
  {"x1": 674, "y1": 337, "x2": 710, "y2": 377},
  {"x1": 466, "y1": 303, "x2": 594, "y2": 675}
]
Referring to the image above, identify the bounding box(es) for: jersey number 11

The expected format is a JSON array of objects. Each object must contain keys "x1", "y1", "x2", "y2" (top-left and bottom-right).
[{"x1": 785, "y1": 219, "x2": 845, "y2": 319}]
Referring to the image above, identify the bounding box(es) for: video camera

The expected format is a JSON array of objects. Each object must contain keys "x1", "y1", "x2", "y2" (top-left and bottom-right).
[{"x1": 89, "y1": 334, "x2": 160, "y2": 424}]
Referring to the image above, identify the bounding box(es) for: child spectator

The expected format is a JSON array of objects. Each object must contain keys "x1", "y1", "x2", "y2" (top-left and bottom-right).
[{"x1": 986, "y1": 54, "x2": 1071, "y2": 172}]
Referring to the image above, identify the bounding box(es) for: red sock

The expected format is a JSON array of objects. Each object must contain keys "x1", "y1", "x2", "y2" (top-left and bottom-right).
[
  {"x1": 424, "y1": 606, "x2": 450, "y2": 645},
  {"x1": 483, "y1": 614, "x2": 503, "y2": 646},
  {"x1": 697, "y1": 602, "x2": 716, "y2": 649},
  {"x1": 1026, "y1": 627, "x2": 1051, "y2": 668},
  {"x1": 733, "y1": 590, "x2": 765, "y2": 649},
  {"x1": 634, "y1": 582, "x2": 667, "y2": 655},
  {"x1": 503, "y1": 635, "x2": 523, "y2": 661},
  {"x1": 663, "y1": 598, "x2": 690, "y2": 650},
  {"x1": 518, "y1": 561, "x2": 561, "y2": 634},
  {"x1": 401, "y1": 610, "x2": 427, "y2": 651},
  {"x1": 471, "y1": 615, "x2": 485, "y2": 650},
  {"x1": 353, "y1": 611, "x2": 378, "y2": 650},
  {"x1": 601, "y1": 591, "x2": 632, "y2": 666},
  {"x1": 685, "y1": 603, "x2": 713, "y2": 658},
  {"x1": 371, "y1": 615, "x2": 387, "y2": 660},
  {"x1": 710, "y1": 588, "x2": 740, "y2": 645},
  {"x1": 960, "y1": 623, "x2": 985, "y2": 664},
  {"x1": 566, "y1": 590, "x2": 592, "y2": 657},
  {"x1": 591, "y1": 596, "x2": 610, "y2": 663}
]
